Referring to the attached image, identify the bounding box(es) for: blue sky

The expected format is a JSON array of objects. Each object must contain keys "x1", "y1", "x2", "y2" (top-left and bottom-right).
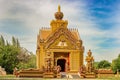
[{"x1": 0, "y1": 0, "x2": 120, "y2": 62}]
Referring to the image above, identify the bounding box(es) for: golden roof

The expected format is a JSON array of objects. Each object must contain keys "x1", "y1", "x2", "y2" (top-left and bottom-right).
[
  {"x1": 38, "y1": 5, "x2": 81, "y2": 41},
  {"x1": 39, "y1": 28, "x2": 80, "y2": 40}
]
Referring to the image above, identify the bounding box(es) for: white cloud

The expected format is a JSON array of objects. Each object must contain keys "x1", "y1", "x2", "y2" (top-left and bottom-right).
[
  {"x1": 0, "y1": 0, "x2": 120, "y2": 62},
  {"x1": 0, "y1": 0, "x2": 105, "y2": 58}
]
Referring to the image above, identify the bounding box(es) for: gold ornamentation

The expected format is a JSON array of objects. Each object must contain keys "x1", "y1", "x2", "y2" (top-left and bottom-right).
[
  {"x1": 85, "y1": 50, "x2": 94, "y2": 73},
  {"x1": 36, "y1": 5, "x2": 84, "y2": 72},
  {"x1": 55, "y1": 5, "x2": 64, "y2": 20},
  {"x1": 48, "y1": 35, "x2": 76, "y2": 49},
  {"x1": 45, "y1": 28, "x2": 77, "y2": 49}
]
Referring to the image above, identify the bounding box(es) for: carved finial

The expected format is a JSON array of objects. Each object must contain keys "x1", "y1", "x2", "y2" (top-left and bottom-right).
[
  {"x1": 55, "y1": 5, "x2": 63, "y2": 20},
  {"x1": 58, "y1": 5, "x2": 61, "y2": 12},
  {"x1": 89, "y1": 49, "x2": 91, "y2": 52}
]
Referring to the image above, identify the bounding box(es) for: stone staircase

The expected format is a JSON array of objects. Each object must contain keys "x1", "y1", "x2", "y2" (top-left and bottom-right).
[
  {"x1": 72, "y1": 74, "x2": 80, "y2": 78},
  {"x1": 61, "y1": 72, "x2": 80, "y2": 79}
]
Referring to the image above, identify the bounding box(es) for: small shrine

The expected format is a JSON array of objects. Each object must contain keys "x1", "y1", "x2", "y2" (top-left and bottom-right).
[
  {"x1": 18, "y1": 5, "x2": 84, "y2": 78},
  {"x1": 36, "y1": 5, "x2": 84, "y2": 72}
]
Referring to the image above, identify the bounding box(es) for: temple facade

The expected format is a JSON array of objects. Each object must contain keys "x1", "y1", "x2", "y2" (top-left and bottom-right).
[{"x1": 36, "y1": 5, "x2": 84, "y2": 72}]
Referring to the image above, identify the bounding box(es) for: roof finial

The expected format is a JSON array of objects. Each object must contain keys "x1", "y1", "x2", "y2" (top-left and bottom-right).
[
  {"x1": 58, "y1": 5, "x2": 61, "y2": 12},
  {"x1": 54, "y1": 5, "x2": 63, "y2": 20}
]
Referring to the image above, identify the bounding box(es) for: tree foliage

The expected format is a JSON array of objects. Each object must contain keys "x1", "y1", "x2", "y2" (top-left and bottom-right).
[
  {"x1": 17, "y1": 53, "x2": 36, "y2": 69},
  {"x1": 111, "y1": 54, "x2": 120, "y2": 73},
  {"x1": 97, "y1": 60, "x2": 111, "y2": 69},
  {"x1": 0, "y1": 36, "x2": 20, "y2": 73},
  {"x1": 93, "y1": 62, "x2": 99, "y2": 69},
  {"x1": 12, "y1": 36, "x2": 20, "y2": 48},
  {"x1": 0, "y1": 35, "x2": 36, "y2": 74},
  {"x1": 0, "y1": 46, "x2": 20, "y2": 73},
  {"x1": 0, "y1": 35, "x2": 5, "y2": 46},
  {"x1": 16, "y1": 48, "x2": 36, "y2": 69},
  {"x1": 16, "y1": 39, "x2": 20, "y2": 48},
  {"x1": 17, "y1": 48, "x2": 31, "y2": 62}
]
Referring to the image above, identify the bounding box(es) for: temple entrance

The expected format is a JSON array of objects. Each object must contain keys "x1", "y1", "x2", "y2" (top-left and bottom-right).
[
  {"x1": 54, "y1": 52, "x2": 69, "y2": 72},
  {"x1": 57, "y1": 59, "x2": 66, "y2": 72}
]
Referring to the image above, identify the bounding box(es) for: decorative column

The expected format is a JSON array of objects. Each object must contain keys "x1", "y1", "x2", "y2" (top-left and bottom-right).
[{"x1": 45, "y1": 51, "x2": 52, "y2": 72}]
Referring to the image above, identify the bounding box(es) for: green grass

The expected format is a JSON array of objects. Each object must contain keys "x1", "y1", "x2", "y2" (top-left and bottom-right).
[
  {"x1": 0, "y1": 75, "x2": 15, "y2": 78},
  {"x1": 1, "y1": 75, "x2": 120, "y2": 80},
  {"x1": 97, "y1": 76, "x2": 120, "y2": 80},
  {"x1": 0, "y1": 75, "x2": 51, "y2": 80}
]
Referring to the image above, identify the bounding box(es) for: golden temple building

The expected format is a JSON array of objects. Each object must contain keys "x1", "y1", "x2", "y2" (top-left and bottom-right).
[{"x1": 36, "y1": 5, "x2": 84, "y2": 72}]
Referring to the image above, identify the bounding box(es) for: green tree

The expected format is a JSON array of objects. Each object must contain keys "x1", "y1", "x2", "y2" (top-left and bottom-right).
[
  {"x1": 97, "y1": 60, "x2": 111, "y2": 69},
  {"x1": 17, "y1": 48, "x2": 31, "y2": 63},
  {"x1": 17, "y1": 48, "x2": 36, "y2": 69},
  {"x1": 0, "y1": 35, "x2": 5, "y2": 46},
  {"x1": 27, "y1": 53, "x2": 36, "y2": 68},
  {"x1": 93, "y1": 62, "x2": 99, "y2": 69},
  {"x1": 0, "y1": 46, "x2": 4, "y2": 66},
  {"x1": 17, "y1": 53, "x2": 36, "y2": 69},
  {"x1": 6, "y1": 40, "x2": 10, "y2": 46},
  {"x1": 12, "y1": 36, "x2": 16, "y2": 46},
  {"x1": 16, "y1": 38, "x2": 20, "y2": 48},
  {"x1": 0, "y1": 36, "x2": 21, "y2": 74},
  {"x1": 0, "y1": 36, "x2": 36, "y2": 74},
  {"x1": 112, "y1": 54, "x2": 120, "y2": 73},
  {"x1": 0, "y1": 45, "x2": 20, "y2": 74}
]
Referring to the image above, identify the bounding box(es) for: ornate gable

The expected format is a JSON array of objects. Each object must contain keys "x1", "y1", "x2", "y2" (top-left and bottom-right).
[
  {"x1": 47, "y1": 34, "x2": 76, "y2": 49},
  {"x1": 45, "y1": 27, "x2": 78, "y2": 49}
]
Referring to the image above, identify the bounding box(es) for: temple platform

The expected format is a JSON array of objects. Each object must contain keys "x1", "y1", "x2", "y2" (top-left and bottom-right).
[{"x1": 19, "y1": 69, "x2": 43, "y2": 78}]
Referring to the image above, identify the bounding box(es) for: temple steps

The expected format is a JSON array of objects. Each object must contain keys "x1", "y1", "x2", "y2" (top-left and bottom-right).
[
  {"x1": 61, "y1": 72, "x2": 80, "y2": 79},
  {"x1": 19, "y1": 69, "x2": 44, "y2": 78}
]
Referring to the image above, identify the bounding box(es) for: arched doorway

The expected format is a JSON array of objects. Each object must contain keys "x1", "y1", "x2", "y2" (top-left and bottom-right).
[{"x1": 57, "y1": 59, "x2": 66, "y2": 72}]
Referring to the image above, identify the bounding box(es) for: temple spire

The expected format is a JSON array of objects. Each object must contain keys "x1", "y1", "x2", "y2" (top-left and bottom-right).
[
  {"x1": 51, "y1": 5, "x2": 68, "y2": 32},
  {"x1": 58, "y1": 5, "x2": 61, "y2": 12},
  {"x1": 54, "y1": 5, "x2": 63, "y2": 20}
]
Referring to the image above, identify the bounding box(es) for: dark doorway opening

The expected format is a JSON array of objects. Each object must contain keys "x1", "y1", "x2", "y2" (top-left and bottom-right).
[{"x1": 57, "y1": 59, "x2": 66, "y2": 72}]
